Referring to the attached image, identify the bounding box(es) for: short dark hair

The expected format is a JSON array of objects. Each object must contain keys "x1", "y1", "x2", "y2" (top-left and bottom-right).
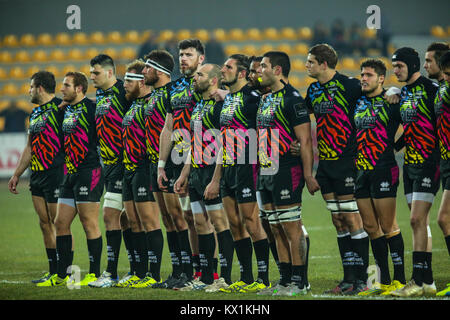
[
  {"x1": 439, "y1": 50, "x2": 450, "y2": 70},
  {"x1": 144, "y1": 49, "x2": 175, "y2": 73},
  {"x1": 250, "y1": 56, "x2": 263, "y2": 64},
  {"x1": 65, "y1": 71, "x2": 88, "y2": 94},
  {"x1": 178, "y1": 38, "x2": 205, "y2": 56},
  {"x1": 263, "y1": 51, "x2": 291, "y2": 78},
  {"x1": 228, "y1": 53, "x2": 251, "y2": 76},
  {"x1": 90, "y1": 54, "x2": 115, "y2": 71},
  {"x1": 427, "y1": 42, "x2": 450, "y2": 66},
  {"x1": 360, "y1": 58, "x2": 387, "y2": 77},
  {"x1": 31, "y1": 70, "x2": 56, "y2": 94},
  {"x1": 309, "y1": 43, "x2": 338, "y2": 69}
]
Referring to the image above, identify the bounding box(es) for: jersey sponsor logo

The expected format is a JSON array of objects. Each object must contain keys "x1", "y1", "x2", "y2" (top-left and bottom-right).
[{"x1": 379, "y1": 181, "x2": 390, "y2": 192}]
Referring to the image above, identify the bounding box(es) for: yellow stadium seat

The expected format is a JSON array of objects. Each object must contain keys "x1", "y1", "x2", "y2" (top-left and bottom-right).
[
  {"x1": 61, "y1": 64, "x2": 77, "y2": 76},
  {"x1": 293, "y1": 43, "x2": 309, "y2": 56},
  {"x1": 116, "y1": 64, "x2": 126, "y2": 77},
  {"x1": 46, "y1": 65, "x2": 60, "y2": 78},
  {"x1": 16, "y1": 99, "x2": 33, "y2": 112},
  {"x1": 246, "y1": 28, "x2": 262, "y2": 41},
  {"x1": 55, "y1": 82, "x2": 63, "y2": 93},
  {"x1": 430, "y1": 25, "x2": 446, "y2": 38},
  {"x1": 80, "y1": 64, "x2": 91, "y2": 76},
  {"x1": 213, "y1": 28, "x2": 227, "y2": 42},
  {"x1": 194, "y1": 29, "x2": 210, "y2": 42},
  {"x1": 119, "y1": 47, "x2": 136, "y2": 60},
  {"x1": 73, "y1": 32, "x2": 89, "y2": 45},
  {"x1": 341, "y1": 57, "x2": 358, "y2": 70},
  {"x1": 49, "y1": 49, "x2": 66, "y2": 62},
  {"x1": 20, "y1": 34, "x2": 36, "y2": 47},
  {"x1": 263, "y1": 28, "x2": 279, "y2": 41},
  {"x1": 289, "y1": 75, "x2": 302, "y2": 88},
  {"x1": 224, "y1": 44, "x2": 239, "y2": 57},
  {"x1": 68, "y1": 48, "x2": 84, "y2": 61},
  {"x1": 90, "y1": 31, "x2": 105, "y2": 44},
  {"x1": 9, "y1": 66, "x2": 26, "y2": 79},
  {"x1": 0, "y1": 100, "x2": 11, "y2": 111},
  {"x1": 14, "y1": 50, "x2": 31, "y2": 63},
  {"x1": 298, "y1": 27, "x2": 313, "y2": 40},
  {"x1": 141, "y1": 30, "x2": 153, "y2": 42},
  {"x1": 0, "y1": 51, "x2": 13, "y2": 63},
  {"x1": 107, "y1": 31, "x2": 123, "y2": 44},
  {"x1": 26, "y1": 65, "x2": 41, "y2": 78},
  {"x1": 3, "y1": 34, "x2": 19, "y2": 47},
  {"x1": 20, "y1": 82, "x2": 30, "y2": 95},
  {"x1": 176, "y1": 29, "x2": 192, "y2": 41},
  {"x1": 280, "y1": 27, "x2": 297, "y2": 41},
  {"x1": 32, "y1": 49, "x2": 48, "y2": 62},
  {"x1": 158, "y1": 30, "x2": 174, "y2": 42},
  {"x1": 124, "y1": 30, "x2": 141, "y2": 44},
  {"x1": 55, "y1": 32, "x2": 72, "y2": 46},
  {"x1": 363, "y1": 28, "x2": 377, "y2": 39},
  {"x1": 229, "y1": 28, "x2": 245, "y2": 41},
  {"x1": 291, "y1": 59, "x2": 306, "y2": 72},
  {"x1": 36, "y1": 33, "x2": 53, "y2": 46},
  {"x1": 242, "y1": 44, "x2": 258, "y2": 57},
  {"x1": 2, "y1": 83, "x2": 19, "y2": 96},
  {"x1": 85, "y1": 47, "x2": 100, "y2": 60},
  {"x1": 277, "y1": 43, "x2": 293, "y2": 55},
  {"x1": 0, "y1": 67, "x2": 7, "y2": 80},
  {"x1": 103, "y1": 47, "x2": 118, "y2": 60},
  {"x1": 259, "y1": 44, "x2": 274, "y2": 55},
  {"x1": 447, "y1": 26, "x2": 450, "y2": 37}
]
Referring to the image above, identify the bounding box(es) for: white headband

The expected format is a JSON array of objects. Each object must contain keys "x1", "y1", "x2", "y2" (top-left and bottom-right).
[
  {"x1": 124, "y1": 72, "x2": 145, "y2": 81},
  {"x1": 145, "y1": 59, "x2": 171, "y2": 75}
]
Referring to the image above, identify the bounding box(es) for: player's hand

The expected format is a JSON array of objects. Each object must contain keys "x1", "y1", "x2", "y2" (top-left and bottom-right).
[
  {"x1": 385, "y1": 93, "x2": 400, "y2": 104},
  {"x1": 8, "y1": 175, "x2": 19, "y2": 194},
  {"x1": 174, "y1": 175, "x2": 188, "y2": 194},
  {"x1": 210, "y1": 89, "x2": 229, "y2": 101},
  {"x1": 305, "y1": 175, "x2": 320, "y2": 195},
  {"x1": 204, "y1": 179, "x2": 220, "y2": 200},
  {"x1": 290, "y1": 140, "x2": 301, "y2": 157},
  {"x1": 157, "y1": 167, "x2": 168, "y2": 192}
]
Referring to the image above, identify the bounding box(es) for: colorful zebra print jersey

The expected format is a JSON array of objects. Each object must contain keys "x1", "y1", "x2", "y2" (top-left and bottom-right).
[
  {"x1": 122, "y1": 93, "x2": 151, "y2": 171},
  {"x1": 168, "y1": 76, "x2": 201, "y2": 159},
  {"x1": 220, "y1": 84, "x2": 260, "y2": 167},
  {"x1": 354, "y1": 93, "x2": 401, "y2": 170},
  {"x1": 144, "y1": 83, "x2": 172, "y2": 163},
  {"x1": 306, "y1": 72, "x2": 361, "y2": 160},
  {"x1": 28, "y1": 97, "x2": 64, "y2": 171},
  {"x1": 95, "y1": 80, "x2": 131, "y2": 165},
  {"x1": 190, "y1": 98, "x2": 222, "y2": 168},
  {"x1": 399, "y1": 76, "x2": 439, "y2": 166},
  {"x1": 62, "y1": 97, "x2": 99, "y2": 174},
  {"x1": 257, "y1": 84, "x2": 310, "y2": 168},
  {"x1": 435, "y1": 80, "x2": 450, "y2": 160}
]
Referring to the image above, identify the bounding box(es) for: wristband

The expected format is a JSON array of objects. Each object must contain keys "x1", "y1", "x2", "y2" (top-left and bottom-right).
[{"x1": 158, "y1": 160, "x2": 166, "y2": 168}]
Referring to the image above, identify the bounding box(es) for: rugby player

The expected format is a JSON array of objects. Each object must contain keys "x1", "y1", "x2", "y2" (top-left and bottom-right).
[
  {"x1": 390, "y1": 47, "x2": 439, "y2": 297},
  {"x1": 8, "y1": 71, "x2": 64, "y2": 284},
  {"x1": 304, "y1": 44, "x2": 369, "y2": 295}
]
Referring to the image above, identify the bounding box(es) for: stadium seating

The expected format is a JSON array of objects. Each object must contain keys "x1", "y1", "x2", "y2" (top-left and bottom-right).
[
  {"x1": 246, "y1": 28, "x2": 262, "y2": 41},
  {"x1": 20, "y1": 34, "x2": 36, "y2": 47},
  {"x1": 32, "y1": 50, "x2": 48, "y2": 63},
  {"x1": 176, "y1": 29, "x2": 192, "y2": 41},
  {"x1": 3, "y1": 34, "x2": 19, "y2": 47},
  {"x1": 36, "y1": 33, "x2": 53, "y2": 46},
  {"x1": 194, "y1": 29, "x2": 210, "y2": 42},
  {"x1": 54, "y1": 32, "x2": 72, "y2": 46}
]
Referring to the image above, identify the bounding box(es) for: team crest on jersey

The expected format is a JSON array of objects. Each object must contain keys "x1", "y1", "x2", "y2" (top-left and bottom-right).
[{"x1": 95, "y1": 97, "x2": 112, "y2": 116}]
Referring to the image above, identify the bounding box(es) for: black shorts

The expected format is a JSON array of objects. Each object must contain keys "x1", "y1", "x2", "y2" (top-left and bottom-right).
[
  {"x1": 189, "y1": 165, "x2": 221, "y2": 205},
  {"x1": 122, "y1": 165, "x2": 155, "y2": 202},
  {"x1": 441, "y1": 159, "x2": 450, "y2": 191},
  {"x1": 220, "y1": 164, "x2": 258, "y2": 203},
  {"x1": 403, "y1": 164, "x2": 440, "y2": 196},
  {"x1": 355, "y1": 165, "x2": 400, "y2": 199},
  {"x1": 59, "y1": 167, "x2": 104, "y2": 202},
  {"x1": 316, "y1": 158, "x2": 356, "y2": 196},
  {"x1": 257, "y1": 162, "x2": 305, "y2": 206},
  {"x1": 29, "y1": 165, "x2": 65, "y2": 203},
  {"x1": 103, "y1": 163, "x2": 124, "y2": 194}
]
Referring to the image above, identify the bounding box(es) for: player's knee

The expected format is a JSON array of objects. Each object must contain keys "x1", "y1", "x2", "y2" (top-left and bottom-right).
[{"x1": 410, "y1": 213, "x2": 427, "y2": 230}]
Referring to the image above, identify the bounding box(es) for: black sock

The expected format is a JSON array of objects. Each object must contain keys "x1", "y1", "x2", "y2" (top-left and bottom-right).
[
  {"x1": 423, "y1": 252, "x2": 433, "y2": 285},
  {"x1": 132, "y1": 231, "x2": 148, "y2": 279},
  {"x1": 122, "y1": 228, "x2": 135, "y2": 275},
  {"x1": 305, "y1": 236, "x2": 310, "y2": 285},
  {"x1": 412, "y1": 251, "x2": 426, "y2": 286},
  {"x1": 370, "y1": 236, "x2": 391, "y2": 285},
  {"x1": 217, "y1": 230, "x2": 234, "y2": 284},
  {"x1": 198, "y1": 233, "x2": 215, "y2": 285},
  {"x1": 291, "y1": 265, "x2": 306, "y2": 289},
  {"x1": 269, "y1": 240, "x2": 280, "y2": 272},
  {"x1": 192, "y1": 254, "x2": 201, "y2": 274},
  {"x1": 387, "y1": 232, "x2": 406, "y2": 283},
  {"x1": 234, "y1": 237, "x2": 254, "y2": 284},
  {"x1": 178, "y1": 229, "x2": 193, "y2": 278},
  {"x1": 351, "y1": 233, "x2": 369, "y2": 282},
  {"x1": 146, "y1": 229, "x2": 164, "y2": 282},
  {"x1": 446, "y1": 236, "x2": 450, "y2": 256},
  {"x1": 56, "y1": 235, "x2": 72, "y2": 278},
  {"x1": 87, "y1": 236, "x2": 103, "y2": 277},
  {"x1": 105, "y1": 230, "x2": 121, "y2": 279},
  {"x1": 46, "y1": 248, "x2": 57, "y2": 275},
  {"x1": 279, "y1": 262, "x2": 292, "y2": 286},
  {"x1": 337, "y1": 233, "x2": 355, "y2": 282},
  {"x1": 253, "y1": 239, "x2": 270, "y2": 285},
  {"x1": 166, "y1": 231, "x2": 182, "y2": 278}
]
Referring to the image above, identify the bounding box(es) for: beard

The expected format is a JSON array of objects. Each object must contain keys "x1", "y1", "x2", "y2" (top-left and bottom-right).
[
  {"x1": 125, "y1": 86, "x2": 140, "y2": 101},
  {"x1": 63, "y1": 91, "x2": 77, "y2": 104},
  {"x1": 362, "y1": 84, "x2": 378, "y2": 95},
  {"x1": 194, "y1": 81, "x2": 209, "y2": 94},
  {"x1": 144, "y1": 72, "x2": 158, "y2": 86},
  {"x1": 30, "y1": 93, "x2": 40, "y2": 105},
  {"x1": 221, "y1": 74, "x2": 238, "y2": 87}
]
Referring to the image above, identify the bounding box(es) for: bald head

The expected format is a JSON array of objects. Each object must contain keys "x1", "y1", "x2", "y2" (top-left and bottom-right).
[{"x1": 194, "y1": 63, "x2": 221, "y2": 95}]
